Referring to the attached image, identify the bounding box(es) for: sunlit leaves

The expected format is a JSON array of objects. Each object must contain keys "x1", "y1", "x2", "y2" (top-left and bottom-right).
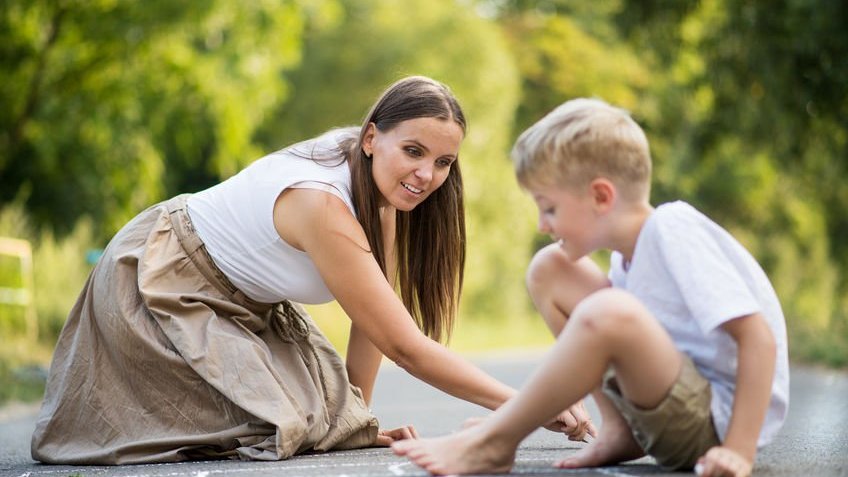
[{"x1": 0, "y1": 1, "x2": 325, "y2": 237}]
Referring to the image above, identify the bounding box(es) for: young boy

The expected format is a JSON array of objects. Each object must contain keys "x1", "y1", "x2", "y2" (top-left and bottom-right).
[{"x1": 392, "y1": 99, "x2": 789, "y2": 477}]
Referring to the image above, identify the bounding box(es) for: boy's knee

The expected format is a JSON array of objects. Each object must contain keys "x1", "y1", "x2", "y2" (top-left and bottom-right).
[
  {"x1": 526, "y1": 244, "x2": 607, "y2": 298},
  {"x1": 571, "y1": 289, "x2": 650, "y2": 337},
  {"x1": 526, "y1": 243, "x2": 566, "y2": 296}
]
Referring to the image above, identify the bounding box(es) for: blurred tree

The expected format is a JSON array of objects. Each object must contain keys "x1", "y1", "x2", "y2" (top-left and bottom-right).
[
  {"x1": 261, "y1": 0, "x2": 536, "y2": 325},
  {"x1": 0, "y1": 0, "x2": 328, "y2": 238},
  {"x1": 481, "y1": 0, "x2": 652, "y2": 256},
  {"x1": 477, "y1": 1, "x2": 650, "y2": 131},
  {"x1": 613, "y1": 0, "x2": 848, "y2": 332},
  {"x1": 484, "y1": 0, "x2": 848, "y2": 362}
]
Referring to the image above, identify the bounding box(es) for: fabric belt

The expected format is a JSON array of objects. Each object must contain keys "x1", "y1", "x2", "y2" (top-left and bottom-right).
[{"x1": 164, "y1": 194, "x2": 312, "y2": 344}]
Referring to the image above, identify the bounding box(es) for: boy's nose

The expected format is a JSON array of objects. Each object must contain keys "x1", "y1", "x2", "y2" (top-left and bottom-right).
[{"x1": 537, "y1": 215, "x2": 552, "y2": 234}]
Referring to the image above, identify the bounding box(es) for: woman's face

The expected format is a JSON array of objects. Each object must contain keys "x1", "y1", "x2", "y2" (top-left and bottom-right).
[{"x1": 363, "y1": 117, "x2": 463, "y2": 212}]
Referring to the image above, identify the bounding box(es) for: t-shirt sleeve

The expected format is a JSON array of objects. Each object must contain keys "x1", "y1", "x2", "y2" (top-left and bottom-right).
[
  {"x1": 608, "y1": 251, "x2": 626, "y2": 288},
  {"x1": 653, "y1": 206, "x2": 762, "y2": 334}
]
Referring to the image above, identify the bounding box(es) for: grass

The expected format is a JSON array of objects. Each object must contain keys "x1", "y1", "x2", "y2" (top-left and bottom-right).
[
  {"x1": 788, "y1": 320, "x2": 848, "y2": 367},
  {"x1": 2, "y1": 299, "x2": 846, "y2": 409},
  {"x1": 0, "y1": 338, "x2": 50, "y2": 405}
]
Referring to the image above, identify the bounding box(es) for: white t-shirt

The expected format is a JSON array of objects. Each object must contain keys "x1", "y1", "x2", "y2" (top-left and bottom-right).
[
  {"x1": 186, "y1": 128, "x2": 358, "y2": 304},
  {"x1": 608, "y1": 201, "x2": 789, "y2": 447}
]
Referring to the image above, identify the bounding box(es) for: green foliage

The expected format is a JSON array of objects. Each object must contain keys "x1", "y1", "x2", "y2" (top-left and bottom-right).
[
  {"x1": 0, "y1": 360, "x2": 45, "y2": 404},
  {"x1": 496, "y1": 1, "x2": 651, "y2": 138},
  {"x1": 1, "y1": 0, "x2": 323, "y2": 238},
  {"x1": 0, "y1": 203, "x2": 94, "y2": 404},
  {"x1": 31, "y1": 220, "x2": 94, "y2": 341},
  {"x1": 0, "y1": 203, "x2": 92, "y2": 346},
  {"x1": 487, "y1": 0, "x2": 847, "y2": 365},
  {"x1": 1, "y1": 0, "x2": 846, "y2": 372},
  {"x1": 262, "y1": 0, "x2": 536, "y2": 325},
  {"x1": 615, "y1": 0, "x2": 847, "y2": 362}
]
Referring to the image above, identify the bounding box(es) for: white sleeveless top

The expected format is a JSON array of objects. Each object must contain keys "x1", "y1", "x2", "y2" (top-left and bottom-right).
[{"x1": 187, "y1": 129, "x2": 357, "y2": 304}]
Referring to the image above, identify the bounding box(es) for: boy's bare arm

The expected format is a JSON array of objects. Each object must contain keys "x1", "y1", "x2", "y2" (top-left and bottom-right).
[{"x1": 701, "y1": 312, "x2": 776, "y2": 475}]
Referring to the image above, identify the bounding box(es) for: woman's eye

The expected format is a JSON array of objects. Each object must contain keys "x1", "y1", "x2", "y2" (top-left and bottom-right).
[
  {"x1": 437, "y1": 158, "x2": 453, "y2": 167},
  {"x1": 405, "y1": 147, "x2": 422, "y2": 157}
]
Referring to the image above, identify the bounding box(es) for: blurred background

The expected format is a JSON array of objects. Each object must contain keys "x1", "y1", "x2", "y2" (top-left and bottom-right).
[{"x1": 1, "y1": 0, "x2": 847, "y2": 406}]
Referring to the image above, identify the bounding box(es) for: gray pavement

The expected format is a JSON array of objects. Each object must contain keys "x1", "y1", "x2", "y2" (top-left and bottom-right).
[{"x1": 1, "y1": 352, "x2": 846, "y2": 476}]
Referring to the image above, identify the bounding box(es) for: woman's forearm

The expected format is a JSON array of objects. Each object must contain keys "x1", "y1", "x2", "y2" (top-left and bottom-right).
[
  {"x1": 346, "y1": 323, "x2": 383, "y2": 405},
  {"x1": 393, "y1": 336, "x2": 516, "y2": 410}
]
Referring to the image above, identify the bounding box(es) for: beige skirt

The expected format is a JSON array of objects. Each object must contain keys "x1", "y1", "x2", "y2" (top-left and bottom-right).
[{"x1": 31, "y1": 195, "x2": 378, "y2": 464}]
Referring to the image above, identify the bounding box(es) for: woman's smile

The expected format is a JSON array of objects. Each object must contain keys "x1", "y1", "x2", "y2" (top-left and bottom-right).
[
  {"x1": 401, "y1": 181, "x2": 424, "y2": 194},
  {"x1": 364, "y1": 116, "x2": 463, "y2": 211}
]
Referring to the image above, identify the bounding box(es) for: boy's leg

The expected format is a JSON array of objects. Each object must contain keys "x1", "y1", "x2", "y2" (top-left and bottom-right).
[
  {"x1": 525, "y1": 245, "x2": 608, "y2": 437},
  {"x1": 526, "y1": 243, "x2": 610, "y2": 336},
  {"x1": 393, "y1": 288, "x2": 682, "y2": 475},
  {"x1": 555, "y1": 389, "x2": 644, "y2": 468}
]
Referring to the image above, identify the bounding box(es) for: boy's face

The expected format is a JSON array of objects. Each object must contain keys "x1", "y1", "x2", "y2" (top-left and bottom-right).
[{"x1": 530, "y1": 183, "x2": 602, "y2": 261}]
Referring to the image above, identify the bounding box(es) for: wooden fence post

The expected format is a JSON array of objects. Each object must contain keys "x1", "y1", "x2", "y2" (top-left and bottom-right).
[{"x1": 0, "y1": 237, "x2": 37, "y2": 341}]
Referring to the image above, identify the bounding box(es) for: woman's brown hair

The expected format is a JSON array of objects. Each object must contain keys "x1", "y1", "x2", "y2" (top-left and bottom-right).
[{"x1": 340, "y1": 76, "x2": 467, "y2": 343}]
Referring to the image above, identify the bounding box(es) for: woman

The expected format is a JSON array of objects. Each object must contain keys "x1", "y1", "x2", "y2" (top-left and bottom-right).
[{"x1": 31, "y1": 76, "x2": 593, "y2": 465}]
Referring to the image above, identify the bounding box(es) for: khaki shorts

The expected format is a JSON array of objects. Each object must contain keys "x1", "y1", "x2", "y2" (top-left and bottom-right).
[{"x1": 602, "y1": 353, "x2": 720, "y2": 470}]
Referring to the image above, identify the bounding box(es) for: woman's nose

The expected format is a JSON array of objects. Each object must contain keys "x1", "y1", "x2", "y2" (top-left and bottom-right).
[{"x1": 414, "y1": 164, "x2": 433, "y2": 182}]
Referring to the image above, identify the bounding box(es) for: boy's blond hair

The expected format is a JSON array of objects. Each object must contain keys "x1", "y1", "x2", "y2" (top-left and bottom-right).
[{"x1": 512, "y1": 98, "x2": 652, "y2": 201}]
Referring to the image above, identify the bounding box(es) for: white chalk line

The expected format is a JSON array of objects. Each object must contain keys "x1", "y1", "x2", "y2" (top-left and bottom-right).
[
  {"x1": 596, "y1": 468, "x2": 635, "y2": 477},
  {"x1": 388, "y1": 461, "x2": 411, "y2": 475},
  {"x1": 16, "y1": 453, "x2": 574, "y2": 477},
  {"x1": 16, "y1": 459, "x2": 421, "y2": 477}
]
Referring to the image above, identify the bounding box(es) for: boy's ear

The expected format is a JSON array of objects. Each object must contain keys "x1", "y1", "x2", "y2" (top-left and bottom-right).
[{"x1": 589, "y1": 178, "x2": 616, "y2": 212}]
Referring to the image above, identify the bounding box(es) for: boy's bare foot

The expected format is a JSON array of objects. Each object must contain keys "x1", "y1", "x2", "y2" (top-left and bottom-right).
[
  {"x1": 392, "y1": 427, "x2": 516, "y2": 475},
  {"x1": 555, "y1": 424, "x2": 644, "y2": 468}
]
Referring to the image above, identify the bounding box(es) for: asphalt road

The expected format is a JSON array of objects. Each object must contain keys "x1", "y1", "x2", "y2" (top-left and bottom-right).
[{"x1": 1, "y1": 352, "x2": 846, "y2": 477}]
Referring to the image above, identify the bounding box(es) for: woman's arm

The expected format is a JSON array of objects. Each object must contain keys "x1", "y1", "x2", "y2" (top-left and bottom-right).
[
  {"x1": 345, "y1": 203, "x2": 399, "y2": 404},
  {"x1": 347, "y1": 323, "x2": 383, "y2": 405},
  {"x1": 275, "y1": 188, "x2": 515, "y2": 410}
]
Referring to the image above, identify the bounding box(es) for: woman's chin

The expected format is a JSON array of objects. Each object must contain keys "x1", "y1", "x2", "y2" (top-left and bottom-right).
[{"x1": 391, "y1": 196, "x2": 425, "y2": 212}]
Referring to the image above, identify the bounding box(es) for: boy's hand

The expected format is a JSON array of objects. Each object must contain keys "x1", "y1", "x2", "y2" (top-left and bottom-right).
[
  {"x1": 374, "y1": 425, "x2": 419, "y2": 446},
  {"x1": 695, "y1": 446, "x2": 752, "y2": 477},
  {"x1": 544, "y1": 399, "x2": 598, "y2": 442}
]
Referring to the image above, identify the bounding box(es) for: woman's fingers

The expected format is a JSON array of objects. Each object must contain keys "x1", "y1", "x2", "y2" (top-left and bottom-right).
[
  {"x1": 586, "y1": 419, "x2": 599, "y2": 438},
  {"x1": 374, "y1": 433, "x2": 392, "y2": 447},
  {"x1": 571, "y1": 402, "x2": 592, "y2": 440},
  {"x1": 543, "y1": 399, "x2": 597, "y2": 441},
  {"x1": 559, "y1": 401, "x2": 597, "y2": 441},
  {"x1": 375, "y1": 425, "x2": 420, "y2": 446},
  {"x1": 559, "y1": 409, "x2": 578, "y2": 431}
]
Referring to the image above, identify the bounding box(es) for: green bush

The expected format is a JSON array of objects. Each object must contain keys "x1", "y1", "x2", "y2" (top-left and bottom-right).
[{"x1": 0, "y1": 204, "x2": 95, "y2": 404}]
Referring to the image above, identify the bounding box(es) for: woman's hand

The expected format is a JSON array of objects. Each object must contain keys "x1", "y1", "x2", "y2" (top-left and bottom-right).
[
  {"x1": 462, "y1": 400, "x2": 596, "y2": 442},
  {"x1": 543, "y1": 400, "x2": 598, "y2": 442},
  {"x1": 373, "y1": 425, "x2": 420, "y2": 446}
]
